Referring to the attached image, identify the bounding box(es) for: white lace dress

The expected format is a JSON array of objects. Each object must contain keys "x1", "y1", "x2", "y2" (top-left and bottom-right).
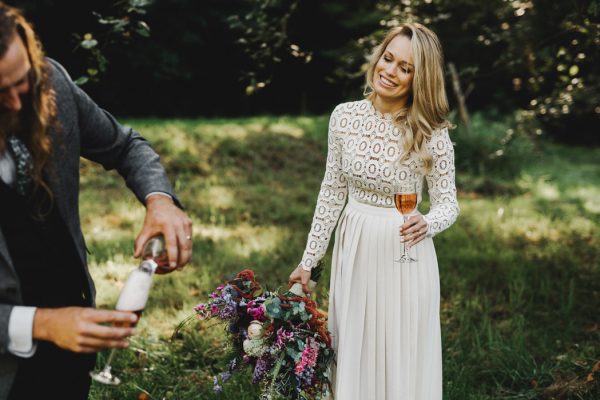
[{"x1": 300, "y1": 100, "x2": 459, "y2": 400}]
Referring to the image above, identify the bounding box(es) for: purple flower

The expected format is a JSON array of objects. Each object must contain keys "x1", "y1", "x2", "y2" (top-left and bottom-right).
[
  {"x1": 219, "y1": 304, "x2": 236, "y2": 319},
  {"x1": 228, "y1": 358, "x2": 238, "y2": 371},
  {"x1": 220, "y1": 371, "x2": 232, "y2": 382},
  {"x1": 213, "y1": 375, "x2": 223, "y2": 393},
  {"x1": 252, "y1": 357, "x2": 271, "y2": 383},
  {"x1": 296, "y1": 367, "x2": 315, "y2": 386}
]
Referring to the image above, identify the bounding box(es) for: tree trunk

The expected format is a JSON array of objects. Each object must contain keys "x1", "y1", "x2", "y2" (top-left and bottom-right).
[{"x1": 448, "y1": 62, "x2": 470, "y2": 130}]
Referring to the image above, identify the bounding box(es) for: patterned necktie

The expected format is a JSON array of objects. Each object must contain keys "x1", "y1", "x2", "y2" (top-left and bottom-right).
[{"x1": 6, "y1": 135, "x2": 33, "y2": 196}]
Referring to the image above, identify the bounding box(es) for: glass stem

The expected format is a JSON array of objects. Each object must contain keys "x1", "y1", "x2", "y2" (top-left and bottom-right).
[
  {"x1": 402, "y1": 215, "x2": 408, "y2": 257},
  {"x1": 101, "y1": 348, "x2": 117, "y2": 372}
]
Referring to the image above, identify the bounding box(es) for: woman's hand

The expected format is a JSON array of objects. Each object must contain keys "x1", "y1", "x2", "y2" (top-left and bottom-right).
[
  {"x1": 400, "y1": 215, "x2": 429, "y2": 248},
  {"x1": 288, "y1": 265, "x2": 312, "y2": 294}
]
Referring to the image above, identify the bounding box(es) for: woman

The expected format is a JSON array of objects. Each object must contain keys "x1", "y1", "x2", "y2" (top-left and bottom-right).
[{"x1": 289, "y1": 22, "x2": 459, "y2": 399}]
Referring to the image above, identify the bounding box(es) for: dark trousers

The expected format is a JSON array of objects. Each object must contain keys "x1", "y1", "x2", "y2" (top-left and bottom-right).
[{"x1": 8, "y1": 342, "x2": 96, "y2": 400}]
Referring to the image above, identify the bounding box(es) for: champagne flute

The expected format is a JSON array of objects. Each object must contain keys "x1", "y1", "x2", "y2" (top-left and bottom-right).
[
  {"x1": 394, "y1": 182, "x2": 418, "y2": 263},
  {"x1": 89, "y1": 235, "x2": 165, "y2": 385}
]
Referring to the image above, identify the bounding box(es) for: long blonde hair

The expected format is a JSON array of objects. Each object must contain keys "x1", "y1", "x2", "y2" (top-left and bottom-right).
[{"x1": 365, "y1": 23, "x2": 451, "y2": 172}]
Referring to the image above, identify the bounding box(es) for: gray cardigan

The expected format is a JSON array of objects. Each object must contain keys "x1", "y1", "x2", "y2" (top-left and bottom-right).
[{"x1": 0, "y1": 59, "x2": 180, "y2": 398}]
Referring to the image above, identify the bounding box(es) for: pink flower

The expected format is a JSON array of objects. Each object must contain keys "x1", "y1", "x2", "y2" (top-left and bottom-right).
[
  {"x1": 195, "y1": 303, "x2": 210, "y2": 320},
  {"x1": 275, "y1": 327, "x2": 294, "y2": 349},
  {"x1": 294, "y1": 338, "x2": 319, "y2": 376},
  {"x1": 247, "y1": 300, "x2": 266, "y2": 321}
]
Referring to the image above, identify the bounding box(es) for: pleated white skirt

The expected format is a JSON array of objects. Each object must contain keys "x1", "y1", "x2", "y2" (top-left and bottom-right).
[{"x1": 328, "y1": 197, "x2": 442, "y2": 400}]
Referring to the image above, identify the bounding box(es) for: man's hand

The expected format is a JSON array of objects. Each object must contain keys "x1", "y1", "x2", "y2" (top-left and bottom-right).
[
  {"x1": 134, "y1": 194, "x2": 193, "y2": 272},
  {"x1": 32, "y1": 307, "x2": 137, "y2": 353}
]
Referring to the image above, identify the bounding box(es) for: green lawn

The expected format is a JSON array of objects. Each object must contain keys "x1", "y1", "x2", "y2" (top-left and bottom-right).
[{"x1": 85, "y1": 116, "x2": 600, "y2": 399}]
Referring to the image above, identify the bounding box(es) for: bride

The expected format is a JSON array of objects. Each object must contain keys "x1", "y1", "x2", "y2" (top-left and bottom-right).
[{"x1": 289, "y1": 22, "x2": 459, "y2": 399}]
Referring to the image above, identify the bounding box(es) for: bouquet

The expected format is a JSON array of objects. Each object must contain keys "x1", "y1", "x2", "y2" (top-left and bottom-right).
[{"x1": 193, "y1": 266, "x2": 334, "y2": 400}]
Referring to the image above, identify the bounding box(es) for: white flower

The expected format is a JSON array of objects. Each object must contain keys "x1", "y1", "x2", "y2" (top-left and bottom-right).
[
  {"x1": 243, "y1": 338, "x2": 267, "y2": 357},
  {"x1": 247, "y1": 320, "x2": 265, "y2": 339}
]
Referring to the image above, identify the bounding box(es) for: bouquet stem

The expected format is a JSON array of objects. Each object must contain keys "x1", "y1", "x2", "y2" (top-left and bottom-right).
[{"x1": 267, "y1": 351, "x2": 286, "y2": 398}]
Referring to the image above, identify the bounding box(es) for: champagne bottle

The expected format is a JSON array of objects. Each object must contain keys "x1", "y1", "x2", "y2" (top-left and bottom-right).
[{"x1": 114, "y1": 235, "x2": 167, "y2": 326}]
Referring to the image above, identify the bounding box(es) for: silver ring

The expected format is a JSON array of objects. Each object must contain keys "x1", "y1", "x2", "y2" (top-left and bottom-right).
[{"x1": 186, "y1": 235, "x2": 192, "y2": 241}]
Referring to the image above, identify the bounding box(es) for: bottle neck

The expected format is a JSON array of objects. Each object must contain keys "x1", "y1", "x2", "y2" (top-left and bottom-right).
[{"x1": 139, "y1": 259, "x2": 158, "y2": 274}]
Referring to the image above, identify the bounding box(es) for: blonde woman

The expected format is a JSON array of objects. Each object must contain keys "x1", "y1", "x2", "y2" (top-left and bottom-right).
[{"x1": 289, "y1": 23, "x2": 459, "y2": 399}]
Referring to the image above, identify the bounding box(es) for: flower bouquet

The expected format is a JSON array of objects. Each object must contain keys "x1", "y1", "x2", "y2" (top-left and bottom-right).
[{"x1": 193, "y1": 265, "x2": 334, "y2": 400}]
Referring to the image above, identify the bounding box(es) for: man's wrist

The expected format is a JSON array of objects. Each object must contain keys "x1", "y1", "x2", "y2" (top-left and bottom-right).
[
  {"x1": 145, "y1": 192, "x2": 174, "y2": 206},
  {"x1": 32, "y1": 308, "x2": 52, "y2": 342}
]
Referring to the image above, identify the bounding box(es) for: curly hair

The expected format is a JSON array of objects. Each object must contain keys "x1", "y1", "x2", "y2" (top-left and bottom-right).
[{"x1": 0, "y1": 2, "x2": 57, "y2": 205}]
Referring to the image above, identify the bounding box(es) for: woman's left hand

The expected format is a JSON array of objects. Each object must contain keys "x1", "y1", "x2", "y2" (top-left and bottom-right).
[{"x1": 400, "y1": 215, "x2": 429, "y2": 248}]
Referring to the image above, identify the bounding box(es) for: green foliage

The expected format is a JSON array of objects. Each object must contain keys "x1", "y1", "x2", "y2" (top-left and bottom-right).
[
  {"x1": 83, "y1": 115, "x2": 600, "y2": 399},
  {"x1": 354, "y1": 0, "x2": 600, "y2": 144},
  {"x1": 73, "y1": 0, "x2": 153, "y2": 85},
  {"x1": 15, "y1": 0, "x2": 600, "y2": 136},
  {"x1": 451, "y1": 110, "x2": 535, "y2": 194}
]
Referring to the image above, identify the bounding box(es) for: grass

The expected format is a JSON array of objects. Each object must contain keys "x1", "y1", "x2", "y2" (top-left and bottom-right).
[{"x1": 84, "y1": 115, "x2": 600, "y2": 399}]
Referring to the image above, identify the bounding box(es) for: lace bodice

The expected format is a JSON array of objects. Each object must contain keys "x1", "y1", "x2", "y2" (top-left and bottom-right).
[{"x1": 300, "y1": 100, "x2": 459, "y2": 270}]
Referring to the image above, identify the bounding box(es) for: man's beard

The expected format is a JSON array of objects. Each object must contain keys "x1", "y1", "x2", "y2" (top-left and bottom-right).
[{"x1": 0, "y1": 94, "x2": 33, "y2": 152}]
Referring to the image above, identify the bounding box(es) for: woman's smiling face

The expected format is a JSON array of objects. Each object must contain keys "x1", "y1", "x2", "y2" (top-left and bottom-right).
[{"x1": 372, "y1": 34, "x2": 414, "y2": 109}]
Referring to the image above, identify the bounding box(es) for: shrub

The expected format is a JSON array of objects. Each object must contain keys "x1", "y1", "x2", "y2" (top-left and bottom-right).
[{"x1": 451, "y1": 110, "x2": 535, "y2": 194}]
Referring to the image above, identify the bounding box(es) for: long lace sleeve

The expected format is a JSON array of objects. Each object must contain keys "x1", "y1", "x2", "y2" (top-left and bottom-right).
[
  {"x1": 300, "y1": 106, "x2": 348, "y2": 270},
  {"x1": 423, "y1": 127, "x2": 460, "y2": 236}
]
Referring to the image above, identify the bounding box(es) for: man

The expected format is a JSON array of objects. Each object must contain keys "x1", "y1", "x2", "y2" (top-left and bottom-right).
[{"x1": 0, "y1": 3, "x2": 193, "y2": 398}]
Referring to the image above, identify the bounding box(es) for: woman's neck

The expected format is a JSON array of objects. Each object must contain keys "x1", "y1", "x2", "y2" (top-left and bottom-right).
[{"x1": 372, "y1": 95, "x2": 407, "y2": 115}]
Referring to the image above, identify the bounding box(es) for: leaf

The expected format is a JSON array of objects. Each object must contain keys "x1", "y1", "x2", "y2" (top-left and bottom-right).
[
  {"x1": 81, "y1": 39, "x2": 98, "y2": 49},
  {"x1": 286, "y1": 346, "x2": 300, "y2": 361},
  {"x1": 569, "y1": 65, "x2": 579, "y2": 76},
  {"x1": 74, "y1": 76, "x2": 89, "y2": 86},
  {"x1": 264, "y1": 298, "x2": 282, "y2": 318},
  {"x1": 136, "y1": 21, "x2": 151, "y2": 37}
]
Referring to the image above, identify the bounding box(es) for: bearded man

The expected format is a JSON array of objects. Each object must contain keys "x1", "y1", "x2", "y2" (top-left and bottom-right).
[{"x1": 0, "y1": 3, "x2": 193, "y2": 398}]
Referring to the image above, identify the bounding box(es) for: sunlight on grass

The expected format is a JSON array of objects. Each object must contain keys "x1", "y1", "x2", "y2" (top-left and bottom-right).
[
  {"x1": 268, "y1": 122, "x2": 305, "y2": 138},
  {"x1": 205, "y1": 186, "x2": 235, "y2": 209},
  {"x1": 195, "y1": 223, "x2": 287, "y2": 257},
  {"x1": 195, "y1": 122, "x2": 265, "y2": 140},
  {"x1": 575, "y1": 187, "x2": 600, "y2": 214},
  {"x1": 86, "y1": 201, "x2": 145, "y2": 240},
  {"x1": 155, "y1": 124, "x2": 204, "y2": 154}
]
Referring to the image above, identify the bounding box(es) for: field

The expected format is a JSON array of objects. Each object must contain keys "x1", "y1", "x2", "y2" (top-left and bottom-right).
[{"x1": 85, "y1": 116, "x2": 600, "y2": 399}]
